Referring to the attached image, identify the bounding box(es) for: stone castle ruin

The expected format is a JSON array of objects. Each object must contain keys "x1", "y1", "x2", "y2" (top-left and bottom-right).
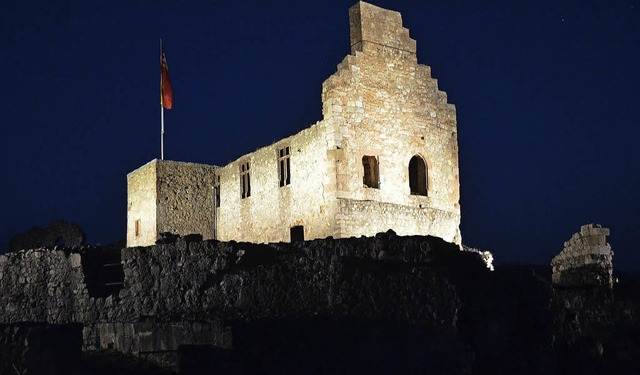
[
  {"x1": 127, "y1": 1, "x2": 461, "y2": 248},
  {"x1": 4, "y1": 3, "x2": 638, "y2": 373},
  {"x1": 551, "y1": 224, "x2": 614, "y2": 288}
]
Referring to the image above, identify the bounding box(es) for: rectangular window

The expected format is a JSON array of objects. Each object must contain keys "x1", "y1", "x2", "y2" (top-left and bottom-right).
[
  {"x1": 134, "y1": 219, "x2": 141, "y2": 237},
  {"x1": 214, "y1": 174, "x2": 221, "y2": 207},
  {"x1": 278, "y1": 146, "x2": 291, "y2": 187},
  {"x1": 362, "y1": 155, "x2": 380, "y2": 189},
  {"x1": 240, "y1": 161, "x2": 251, "y2": 199}
]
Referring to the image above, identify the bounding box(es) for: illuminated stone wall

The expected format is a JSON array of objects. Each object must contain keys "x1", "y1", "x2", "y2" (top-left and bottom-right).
[
  {"x1": 215, "y1": 123, "x2": 338, "y2": 243},
  {"x1": 336, "y1": 200, "x2": 460, "y2": 242},
  {"x1": 127, "y1": 160, "x2": 215, "y2": 247},
  {"x1": 323, "y1": 1, "x2": 461, "y2": 243},
  {"x1": 126, "y1": 1, "x2": 461, "y2": 245},
  {"x1": 214, "y1": 1, "x2": 460, "y2": 244},
  {"x1": 155, "y1": 160, "x2": 216, "y2": 241},
  {"x1": 551, "y1": 224, "x2": 613, "y2": 287},
  {"x1": 126, "y1": 161, "x2": 157, "y2": 247}
]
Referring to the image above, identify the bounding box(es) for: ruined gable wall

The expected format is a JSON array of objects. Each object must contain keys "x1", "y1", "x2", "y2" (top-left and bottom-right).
[
  {"x1": 215, "y1": 121, "x2": 337, "y2": 243},
  {"x1": 155, "y1": 160, "x2": 216, "y2": 241},
  {"x1": 126, "y1": 160, "x2": 157, "y2": 247},
  {"x1": 321, "y1": 2, "x2": 461, "y2": 243}
]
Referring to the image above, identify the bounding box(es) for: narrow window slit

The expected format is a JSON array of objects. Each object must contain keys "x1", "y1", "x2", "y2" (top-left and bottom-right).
[
  {"x1": 240, "y1": 161, "x2": 251, "y2": 198},
  {"x1": 278, "y1": 146, "x2": 291, "y2": 187}
]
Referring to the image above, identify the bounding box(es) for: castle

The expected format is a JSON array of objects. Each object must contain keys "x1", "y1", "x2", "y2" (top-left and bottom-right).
[{"x1": 127, "y1": 1, "x2": 461, "y2": 247}]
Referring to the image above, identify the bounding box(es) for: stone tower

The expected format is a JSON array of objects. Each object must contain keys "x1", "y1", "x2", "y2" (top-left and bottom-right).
[
  {"x1": 321, "y1": 1, "x2": 461, "y2": 242},
  {"x1": 127, "y1": 160, "x2": 216, "y2": 247}
]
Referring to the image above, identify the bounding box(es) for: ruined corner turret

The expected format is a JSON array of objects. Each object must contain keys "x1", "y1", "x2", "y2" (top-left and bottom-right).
[{"x1": 551, "y1": 224, "x2": 613, "y2": 288}]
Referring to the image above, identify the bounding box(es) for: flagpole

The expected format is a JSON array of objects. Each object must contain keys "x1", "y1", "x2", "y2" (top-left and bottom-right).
[
  {"x1": 161, "y1": 107, "x2": 165, "y2": 160},
  {"x1": 160, "y1": 39, "x2": 164, "y2": 160}
]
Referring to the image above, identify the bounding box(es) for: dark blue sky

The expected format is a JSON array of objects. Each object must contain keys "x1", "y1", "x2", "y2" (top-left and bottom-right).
[{"x1": 1, "y1": 0, "x2": 639, "y2": 270}]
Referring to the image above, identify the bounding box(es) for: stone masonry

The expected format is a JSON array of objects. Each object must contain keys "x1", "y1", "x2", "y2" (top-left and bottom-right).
[
  {"x1": 3, "y1": 235, "x2": 638, "y2": 373},
  {"x1": 127, "y1": 1, "x2": 461, "y2": 247},
  {"x1": 0, "y1": 233, "x2": 479, "y2": 369},
  {"x1": 127, "y1": 160, "x2": 216, "y2": 247},
  {"x1": 551, "y1": 224, "x2": 613, "y2": 287}
]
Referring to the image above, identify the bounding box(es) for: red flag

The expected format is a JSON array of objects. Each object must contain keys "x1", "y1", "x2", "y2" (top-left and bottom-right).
[{"x1": 160, "y1": 48, "x2": 173, "y2": 109}]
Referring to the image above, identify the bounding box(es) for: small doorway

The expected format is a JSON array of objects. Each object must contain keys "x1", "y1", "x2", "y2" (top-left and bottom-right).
[{"x1": 290, "y1": 225, "x2": 304, "y2": 243}]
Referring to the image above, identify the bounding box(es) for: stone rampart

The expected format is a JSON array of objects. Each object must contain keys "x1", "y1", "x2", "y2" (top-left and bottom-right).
[
  {"x1": 1, "y1": 232, "x2": 638, "y2": 373},
  {"x1": 0, "y1": 233, "x2": 483, "y2": 352}
]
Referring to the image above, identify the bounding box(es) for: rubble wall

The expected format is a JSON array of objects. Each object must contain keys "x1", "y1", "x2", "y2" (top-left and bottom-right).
[
  {"x1": 127, "y1": 160, "x2": 216, "y2": 247},
  {"x1": 0, "y1": 249, "x2": 89, "y2": 324},
  {"x1": 155, "y1": 160, "x2": 216, "y2": 242},
  {"x1": 1, "y1": 233, "x2": 638, "y2": 373},
  {"x1": 0, "y1": 234, "x2": 469, "y2": 329},
  {"x1": 551, "y1": 224, "x2": 613, "y2": 287},
  {"x1": 0, "y1": 234, "x2": 476, "y2": 363}
]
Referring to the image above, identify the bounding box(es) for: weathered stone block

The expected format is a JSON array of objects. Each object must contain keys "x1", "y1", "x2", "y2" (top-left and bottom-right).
[{"x1": 551, "y1": 224, "x2": 613, "y2": 288}]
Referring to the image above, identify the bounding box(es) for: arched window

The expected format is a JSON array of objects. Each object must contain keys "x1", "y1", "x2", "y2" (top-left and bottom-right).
[{"x1": 409, "y1": 155, "x2": 427, "y2": 196}]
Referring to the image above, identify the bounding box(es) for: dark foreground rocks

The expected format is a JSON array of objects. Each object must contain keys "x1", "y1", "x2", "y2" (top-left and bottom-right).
[{"x1": 1, "y1": 232, "x2": 639, "y2": 374}]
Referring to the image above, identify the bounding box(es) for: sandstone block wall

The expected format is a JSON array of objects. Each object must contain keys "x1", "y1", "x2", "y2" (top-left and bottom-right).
[
  {"x1": 551, "y1": 224, "x2": 613, "y2": 287},
  {"x1": 337, "y1": 199, "x2": 460, "y2": 243},
  {"x1": 94, "y1": 321, "x2": 231, "y2": 368},
  {"x1": 215, "y1": 122, "x2": 337, "y2": 243}
]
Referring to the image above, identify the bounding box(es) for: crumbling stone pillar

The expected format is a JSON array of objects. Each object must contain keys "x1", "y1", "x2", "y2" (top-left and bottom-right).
[{"x1": 551, "y1": 224, "x2": 613, "y2": 287}]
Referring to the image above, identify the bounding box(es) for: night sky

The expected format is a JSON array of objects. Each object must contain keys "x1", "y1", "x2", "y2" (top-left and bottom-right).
[{"x1": 1, "y1": 1, "x2": 639, "y2": 270}]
